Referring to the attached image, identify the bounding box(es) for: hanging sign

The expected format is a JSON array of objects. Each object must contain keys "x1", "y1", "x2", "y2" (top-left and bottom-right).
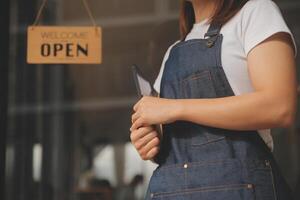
[
  {"x1": 27, "y1": 26, "x2": 102, "y2": 64},
  {"x1": 27, "y1": 0, "x2": 102, "y2": 64}
]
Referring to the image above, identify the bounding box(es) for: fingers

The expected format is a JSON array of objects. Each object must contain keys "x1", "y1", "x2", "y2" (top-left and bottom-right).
[
  {"x1": 137, "y1": 136, "x2": 160, "y2": 161},
  {"x1": 146, "y1": 146, "x2": 160, "y2": 159},
  {"x1": 130, "y1": 126, "x2": 160, "y2": 161},
  {"x1": 130, "y1": 117, "x2": 146, "y2": 131},
  {"x1": 133, "y1": 99, "x2": 142, "y2": 112},
  {"x1": 139, "y1": 137, "x2": 160, "y2": 158},
  {"x1": 131, "y1": 112, "x2": 139, "y2": 124},
  {"x1": 134, "y1": 131, "x2": 157, "y2": 150},
  {"x1": 130, "y1": 126, "x2": 153, "y2": 143}
]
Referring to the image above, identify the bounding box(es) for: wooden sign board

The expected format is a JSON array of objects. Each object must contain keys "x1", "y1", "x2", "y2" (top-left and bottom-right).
[{"x1": 27, "y1": 26, "x2": 102, "y2": 64}]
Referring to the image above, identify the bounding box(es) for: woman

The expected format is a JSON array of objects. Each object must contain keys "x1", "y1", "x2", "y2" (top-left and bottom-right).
[{"x1": 130, "y1": 0, "x2": 298, "y2": 199}]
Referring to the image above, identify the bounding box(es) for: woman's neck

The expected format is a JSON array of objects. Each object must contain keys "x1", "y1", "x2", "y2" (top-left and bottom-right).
[{"x1": 191, "y1": 0, "x2": 217, "y2": 23}]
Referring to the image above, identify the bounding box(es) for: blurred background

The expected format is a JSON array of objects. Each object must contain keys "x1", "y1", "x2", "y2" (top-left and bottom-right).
[{"x1": 0, "y1": 0, "x2": 299, "y2": 200}]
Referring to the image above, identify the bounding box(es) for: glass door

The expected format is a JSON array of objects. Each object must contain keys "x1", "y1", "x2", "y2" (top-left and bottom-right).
[{"x1": 3, "y1": 0, "x2": 300, "y2": 200}]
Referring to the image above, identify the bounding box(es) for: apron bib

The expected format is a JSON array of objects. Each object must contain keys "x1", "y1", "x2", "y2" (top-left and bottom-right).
[{"x1": 144, "y1": 22, "x2": 294, "y2": 200}]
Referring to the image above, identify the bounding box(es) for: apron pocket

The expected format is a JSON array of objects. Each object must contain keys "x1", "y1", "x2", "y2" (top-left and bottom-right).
[
  {"x1": 178, "y1": 69, "x2": 224, "y2": 146},
  {"x1": 179, "y1": 69, "x2": 217, "y2": 99},
  {"x1": 151, "y1": 183, "x2": 256, "y2": 200}
]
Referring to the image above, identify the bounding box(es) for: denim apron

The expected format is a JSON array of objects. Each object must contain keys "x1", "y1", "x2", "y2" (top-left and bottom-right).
[{"x1": 144, "y1": 22, "x2": 294, "y2": 200}]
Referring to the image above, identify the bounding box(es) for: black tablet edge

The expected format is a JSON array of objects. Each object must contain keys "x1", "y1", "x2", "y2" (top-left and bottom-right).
[{"x1": 132, "y1": 65, "x2": 142, "y2": 98}]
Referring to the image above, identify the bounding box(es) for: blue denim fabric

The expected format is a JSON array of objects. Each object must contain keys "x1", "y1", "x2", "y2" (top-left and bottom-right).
[{"x1": 144, "y1": 23, "x2": 294, "y2": 200}]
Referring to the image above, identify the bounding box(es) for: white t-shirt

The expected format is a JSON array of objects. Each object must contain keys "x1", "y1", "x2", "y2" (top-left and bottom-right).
[{"x1": 153, "y1": 0, "x2": 297, "y2": 152}]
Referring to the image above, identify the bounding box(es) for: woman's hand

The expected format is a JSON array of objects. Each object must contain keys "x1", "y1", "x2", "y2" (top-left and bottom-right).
[
  {"x1": 130, "y1": 96, "x2": 180, "y2": 131},
  {"x1": 130, "y1": 125, "x2": 161, "y2": 161}
]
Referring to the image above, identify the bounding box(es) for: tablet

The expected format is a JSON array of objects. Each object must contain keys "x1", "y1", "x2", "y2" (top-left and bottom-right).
[
  {"x1": 131, "y1": 65, "x2": 162, "y2": 149},
  {"x1": 132, "y1": 65, "x2": 157, "y2": 97}
]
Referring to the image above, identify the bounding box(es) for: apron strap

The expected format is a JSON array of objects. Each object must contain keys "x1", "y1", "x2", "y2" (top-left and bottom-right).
[
  {"x1": 204, "y1": 22, "x2": 222, "y2": 38},
  {"x1": 204, "y1": 22, "x2": 222, "y2": 48}
]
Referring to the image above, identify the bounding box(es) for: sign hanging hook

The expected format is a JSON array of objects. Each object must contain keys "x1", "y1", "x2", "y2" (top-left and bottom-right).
[{"x1": 32, "y1": 0, "x2": 98, "y2": 31}]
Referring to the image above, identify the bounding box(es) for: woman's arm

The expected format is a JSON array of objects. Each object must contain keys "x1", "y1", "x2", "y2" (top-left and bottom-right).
[{"x1": 131, "y1": 33, "x2": 297, "y2": 131}]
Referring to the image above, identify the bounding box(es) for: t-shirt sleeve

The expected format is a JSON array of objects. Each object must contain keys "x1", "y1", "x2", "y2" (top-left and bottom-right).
[
  {"x1": 241, "y1": 0, "x2": 297, "y2": 57},
  {"x1": 153, "y1": 41, "x2": 180, "y2": 93}
]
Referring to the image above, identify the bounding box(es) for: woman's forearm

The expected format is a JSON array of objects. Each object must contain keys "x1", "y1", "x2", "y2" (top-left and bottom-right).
[{"x1": 172, "y1": 91, "x2": 296, "y2": 131}]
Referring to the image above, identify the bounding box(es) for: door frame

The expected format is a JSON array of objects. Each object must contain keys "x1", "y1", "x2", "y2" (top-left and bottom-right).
[{"x1": 0, "y1": 0, "x2": 10, "y2": 198}]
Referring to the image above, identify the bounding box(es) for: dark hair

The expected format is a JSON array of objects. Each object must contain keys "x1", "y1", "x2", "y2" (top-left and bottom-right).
[{"x1": 180, "y1": 0, "x2": 249, "y2": 40}]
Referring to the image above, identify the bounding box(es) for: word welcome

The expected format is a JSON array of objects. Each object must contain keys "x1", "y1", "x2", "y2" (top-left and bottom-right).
[{"x1": 40, "y1": 31, "x2": 88, "y2": 40}]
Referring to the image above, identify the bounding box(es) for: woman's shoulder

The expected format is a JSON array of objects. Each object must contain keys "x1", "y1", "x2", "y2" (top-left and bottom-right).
[
  {"x1": 240, "y1": 0, "x2": 282, "y2": 18},
  {"x1": 243, "y1": 0, "x2": 279, "y2": 10},
  {"x1": 163, "y1": 40, "x2": 181, "y2": 59},
  {"x1": 222, "y1": 0, "x2": 283, "y2": 33},
  {"x1": 153, "y1": 40, "x2": 181, "y2": 92},
  {"x1": 238, "y1": 0, "x2": 287, "y2": 33},
  {"x1": 168, "y1": 40, "x2": 181, "y2": 50},
  {"x1": 233, "y1": 0, "x2": 297, "y2": 56}
]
